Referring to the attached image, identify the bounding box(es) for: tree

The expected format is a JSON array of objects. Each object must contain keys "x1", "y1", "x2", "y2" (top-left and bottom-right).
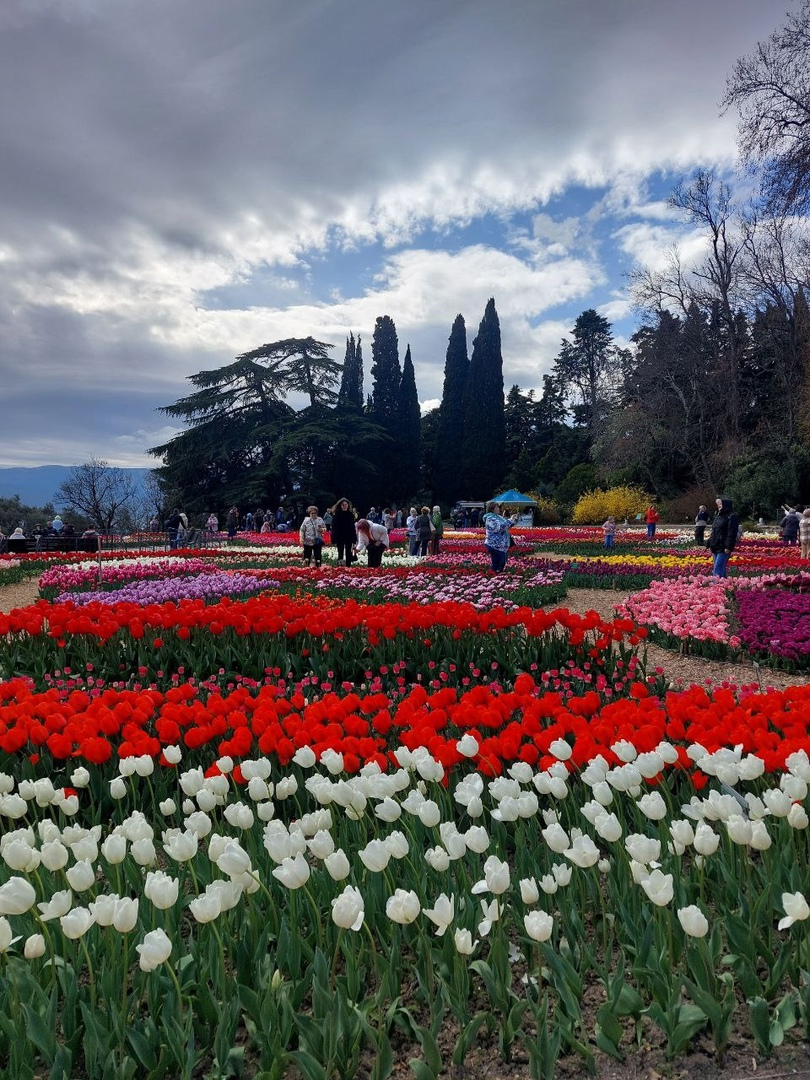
[
  {"x1": 460, "y1": 298, "x2": 506, "y2": 497},
  {"x1": 399, "y1": 345, "x2": 421, "y2": 499},
  {"x1": 55, "y1": 459, "x2": 137, "y2": 531},
  {"x1": 435, "y1": 314, "x2": 469, "y2": 504},
  {"x1": 151, "y1": 337, "x2": 338, "y2": 514},
  {"x1": 552, "y1": 309, "x2": 623, "y2": 437},
  {"x1": 338, "y1": 333, "x2": 364, "y2": 410},
  {"x1": 723, "y1": 1, "x2": 810, "y2": 215},
  {"x1": 369, "y1": 316, "x2": 401, "y2": 427}
]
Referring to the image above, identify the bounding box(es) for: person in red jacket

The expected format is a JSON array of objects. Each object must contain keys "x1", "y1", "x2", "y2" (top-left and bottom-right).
[{"x1": 645, "y1": 505, "x2": 660, "y2": 539}]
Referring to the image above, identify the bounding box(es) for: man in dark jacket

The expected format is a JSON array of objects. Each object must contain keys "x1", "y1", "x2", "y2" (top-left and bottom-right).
[{"x1": 708, "y1": 498, "x2": 739, "y2": 578}]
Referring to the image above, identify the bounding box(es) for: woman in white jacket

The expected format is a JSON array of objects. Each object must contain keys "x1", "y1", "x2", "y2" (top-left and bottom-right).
[{"x1": 354, "y1": 518, "x2": 389, "y2": 568}]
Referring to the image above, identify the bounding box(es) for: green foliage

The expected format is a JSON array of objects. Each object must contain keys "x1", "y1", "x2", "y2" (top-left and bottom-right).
[
  {"x1": 722, "y1": 454, "x2": 797, "y2": 518},
  {"x1": 553, "y1": 463, "x2": 598, "y2": 510},
  {"x1": 530, "y1": 494, "x2": 561, "y2": 524},
  {"x1": 399, "y1": 346, "x2": 421, "y2": 500},
  {"x1": 460, "y1": 299, "x2": 506, "y2": 498},
  {"x1": 435, "y1": 314, "x2": 469, "y2": 504}
]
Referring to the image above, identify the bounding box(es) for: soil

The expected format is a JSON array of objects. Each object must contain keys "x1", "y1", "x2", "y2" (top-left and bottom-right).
[{"x1": 3, "y1": 579, "x2": 810, "y2": 1078}]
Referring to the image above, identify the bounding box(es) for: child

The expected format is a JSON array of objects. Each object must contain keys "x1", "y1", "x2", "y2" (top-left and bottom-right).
[{"x1": 602, "y1": 516, "x2": 616, "y2": 550}]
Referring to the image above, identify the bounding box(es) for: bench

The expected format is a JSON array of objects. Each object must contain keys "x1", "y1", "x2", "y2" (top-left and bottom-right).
[{"x1": 7, "y1": 537, "x2": 101, "y2": 555}]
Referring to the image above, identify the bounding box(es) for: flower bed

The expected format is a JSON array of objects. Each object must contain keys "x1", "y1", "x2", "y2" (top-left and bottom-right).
[{"x1": 1, "y1": 546, "x2": 810, "y2": 1077}]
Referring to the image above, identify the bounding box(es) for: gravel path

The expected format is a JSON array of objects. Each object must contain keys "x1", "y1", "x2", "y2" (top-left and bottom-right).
[{"x1": 1, "y1": 577, "x2": 807, "y2": 691}]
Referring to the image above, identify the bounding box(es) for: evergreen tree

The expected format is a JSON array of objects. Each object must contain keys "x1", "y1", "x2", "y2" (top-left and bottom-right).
[
  {"x1": 399, "y1": 345, "x2": 421, "y2": 499},
  {"x1": 459, "y1": 298, "x2": 506, "y2": 498},
  {"x1": 150, "y1": 337, "x2": 337, "y2": 513},
  {"x1": 338, "y1": 333, "x2": 364, "y2": 409},
  {"x1": 369, "y1": 316, "x2": 401, "y2": 426},
  {"x1": 435, "y1": 314, "x2": 469, "y2": 504}
]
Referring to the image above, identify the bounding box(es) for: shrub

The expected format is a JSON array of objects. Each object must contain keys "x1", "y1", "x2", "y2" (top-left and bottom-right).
[
  {"x1": 571, "y1": 486, "x2": 651, "y2": 525},
  {"x1": 531, "y1": 495, "x2": 561, "y2": 525}
]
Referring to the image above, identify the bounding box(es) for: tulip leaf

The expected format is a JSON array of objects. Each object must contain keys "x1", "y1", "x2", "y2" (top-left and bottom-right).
[
  {"x1": 452, "y1": 1012, "x2": 491, "y2": 1066},
  {"x1": 748, "y1": 996, "x2": 771, "y2": 1053},
  {"x1": 288, "y1": 1048, "x2": 327, "y2": 1080},
  {"x1": 22, "y1": 1002, "x2": 57, "y2": 1066}
]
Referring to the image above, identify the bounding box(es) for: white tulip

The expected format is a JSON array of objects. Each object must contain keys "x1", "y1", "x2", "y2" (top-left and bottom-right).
[
  {"x1": 422, "y1": 893, "x2": 454, "y2": 936},
  {"x1": 37, "y1": 889, "x2": 73, "y2": 921},
  {"x1": 454, "y1": 928, "x2": 478, "y2": 955},
  {"x1": 0, "y1": 876, "x2": 35, "y2": 917},
  {"x1": 272, "y1": 853, "x2": 311, "y2": 889},
  {"x1": 324, "y1": 849, "x2": 350, "y2": 881},
  {"x1": 385, "y1": 889, "x2": 420, "y2": 924},
  {"x1": 677, "y1": 905, "x2": 709, "y2": 938},
  {"x1": 144, "y1": 870, "x2": 179, "y2": 909},
  {"x1": 136, "y1": 928, "x2": 172, "y2": 970},
  {"x1": 693, "y1": 822, "x2": 720, "y2": 856},
  {"x1": 524, "y1": 910, "x2": 553, "y2": 942},
  {"x1": 636, "y1": 792, "x2": 668, "y2": 821},
  {"x1": 640, "y1": 869, "x2": 674, "y2": 907},
  {"x1": 778, "y1": 891, "x2": 810, "y2": 930},
  {"x1": 520, "y1": 877, "x2": 540, "y2": 905},
  {"x1": 331, "y1": 885, "x2": 364, "y2": 931},
  {"x1": 60, "y1": 907, "x2": 95, "y2": 940},
  {"x1": 385, "y1": 831, "x2": 410, "y2": 859},
  {"x1": 24, "y1": 934, "x2": 46, "y2": 959}
]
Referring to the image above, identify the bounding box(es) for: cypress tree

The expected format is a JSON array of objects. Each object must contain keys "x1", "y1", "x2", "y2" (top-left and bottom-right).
[
  {"x1": 435, "y1": 314, "x2": 469, "y2": 504},
  {"x1": 399, "y1": 345, "x2": 421, "y2": 499},
  {"x1": 460, "y1": 298, "x2": 506, "y2": 498},
  {"x1": 370, "y1": 316, "x2": 401, "y2": 426},
  {"x1": 338, "y1": 333, "x2": 364, "y2": 409}
]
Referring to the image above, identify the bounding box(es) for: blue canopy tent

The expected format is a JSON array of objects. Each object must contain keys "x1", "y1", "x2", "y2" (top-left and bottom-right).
[
  {"x1": 491, "y1": 489, "x2": 537, "y2": 507},
  {"x1": 491, "y1": 489, "x2": 537, "y2": 524}
]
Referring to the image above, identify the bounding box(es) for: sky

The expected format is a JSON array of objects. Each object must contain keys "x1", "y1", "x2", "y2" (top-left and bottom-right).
[{"x1": 0, "y1": 0, "x2": 791, "y2": 469}]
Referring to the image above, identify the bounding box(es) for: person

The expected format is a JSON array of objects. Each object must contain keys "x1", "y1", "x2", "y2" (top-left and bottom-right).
[
  {"x1": 8, "y1": 526, "x2": 27, "y2": 554},
  {"x1": 206, "y1": 512, "x2": 219, "y2": 533},
  {"x1": 602, "y1": 516, "x2": 616, "y2": 550},
  {"x1": 165, "y1": 508, "x2": 183, "y2": 550},
  {"x1": 50, "y1": 514, "x2": 64, "y2": 534},
  {"x1": 226, "y1": 506, "x2": 239, "y2": 539},
  {"x1": 0, "y1": 525, "x2": 6, "y2": 554},
  {"x1": 275, "y1": 507, "x2": 285, "y2": 530},
  {"x1": 482, "y1": 501, "x2": 512, "y2": 572},
  {"x1": 430, "y1": 505, "x2": 443, "y2": 555},
  {"x1": 260, "y1": 518, "x2": 272, "y2": 534},
  {"x1": 323, "y1": 507, "x2": 333, "y2": 531},
  {"x1": 780, "y1": 505, "x2": 800, "y2": 545},
  {"x1": 244, "y1": 510, "x2": 254, "y2": 532},
  {"x1": 367, "y1": 506, "x2": 381, "y2": 524},
  {"x1": 328, "y1": 497, "x2": 357, "y2": 566},
  {"x1": 694, "y1": 505, "x2": 709, "y2": 545},
  {"x1": 645, "y1": 505, "x2": 660, "y2": 539},
  {"x1": 299, "y1": 505, "x2": 326, "y2": 567},
  {"x1": 395, "y1": 508, "x2": 403, "y2": 528},
  {"x1": 354, "y1": 518, "x2": 389, "y2": 568},
  {"x1": 149, "y1": 515, "x2": 160, "y2": 533},
  {"x1": 414, "y1": 506, "x2": 434, "y2": 557},
  {"x1": 707, "y1": 497, "x2": 739, "y2": 578},
  {"x1": 406, "y1": 506, "x2": 419, "y2": 556},
  {"x1": 382, "y1": 508, "x2": 395, "y2": 530},
  {"x1": 800, "y1": 508, "x2": 810, "y2": 560}
]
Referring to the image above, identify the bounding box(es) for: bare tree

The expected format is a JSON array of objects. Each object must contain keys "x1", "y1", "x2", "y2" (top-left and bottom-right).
[
  {"x1": 723, "y1": 1, "x2": 810, "y2": 215},
  {"x1": 55, "y1": 459, "x2": 137, "y2": 532}
]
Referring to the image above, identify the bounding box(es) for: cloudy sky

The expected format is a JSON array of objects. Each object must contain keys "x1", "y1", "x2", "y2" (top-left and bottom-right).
[{"x1": 0, "y1": 0, "x2": 788, "y2": 468}]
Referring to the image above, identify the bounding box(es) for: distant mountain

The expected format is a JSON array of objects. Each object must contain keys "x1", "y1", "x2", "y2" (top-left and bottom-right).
[{"x1": 0, "y1": 466, "x2": 152, "y2": 508}]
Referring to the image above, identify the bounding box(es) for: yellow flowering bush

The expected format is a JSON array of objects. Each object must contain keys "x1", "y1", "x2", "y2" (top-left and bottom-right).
[{"x1": 571, "y1": 486, "x2": 651, "y2": 525}]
